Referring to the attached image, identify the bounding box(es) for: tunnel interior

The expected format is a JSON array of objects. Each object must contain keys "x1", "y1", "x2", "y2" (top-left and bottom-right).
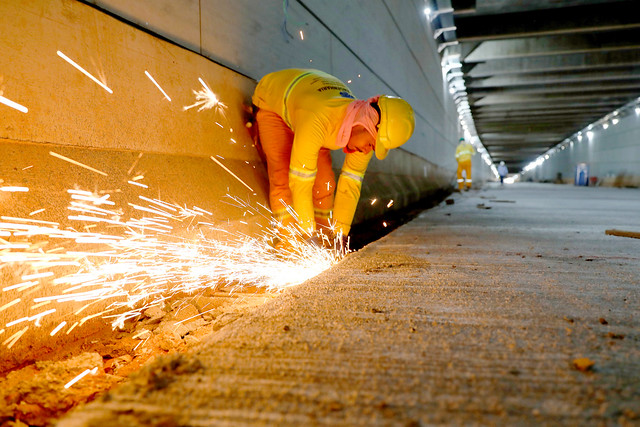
[{"x1": 1, "y1": 0, "x2": 640, "y2": 425}]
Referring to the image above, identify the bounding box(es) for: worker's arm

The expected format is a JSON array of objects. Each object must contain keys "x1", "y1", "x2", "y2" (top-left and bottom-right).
[
  {"x1": 289, "y1": 120, "x2": 324, "y2": 235},
  {"x1": 333, "y1": 151, "x2": 373, "y2": 236}
]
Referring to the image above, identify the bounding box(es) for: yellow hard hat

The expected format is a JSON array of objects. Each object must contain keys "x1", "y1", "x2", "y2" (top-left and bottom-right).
[{"x1": 375, "y1": 95, "x2": 415, "y2": 160}]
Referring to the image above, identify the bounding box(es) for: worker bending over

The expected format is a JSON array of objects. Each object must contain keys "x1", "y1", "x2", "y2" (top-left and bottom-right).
[
  {"x1": 251, "y1": 68, "x2": 414, "y2": 244},
  {"x1": 455, "y1": 137, "x2": 476, "y2": 191}
]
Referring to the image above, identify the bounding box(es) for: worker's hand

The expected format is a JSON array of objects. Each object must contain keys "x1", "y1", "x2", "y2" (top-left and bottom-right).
[{"x1": 243, "y1": 104, "x2": 261, "y2": 148}]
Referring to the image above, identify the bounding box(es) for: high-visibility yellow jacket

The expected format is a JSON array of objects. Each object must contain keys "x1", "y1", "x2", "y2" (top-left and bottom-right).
[
  {"x1": 455, "y1": 141, "x2": 476, "y2": 162},
  {"x1": 252, "y1": 69, "x2": 372, "y2": 236}
]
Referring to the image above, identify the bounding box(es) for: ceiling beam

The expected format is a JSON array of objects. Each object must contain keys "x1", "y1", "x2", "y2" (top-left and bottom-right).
[
  {"x1": 463, "y1": 29, "x2": 640, "y2": 63},
  {"x1": 453, "y1": 1, "x2": 640, "y2": 42},
  {"x1": 472, "y1": 92, "x2": 635, "y2": 106},
  {"x1": 466, "y1": 69, "x2": 640, "y2": 89},
  {"x1": 466, "y1": 50, "x2": 640, "y2": 77}
]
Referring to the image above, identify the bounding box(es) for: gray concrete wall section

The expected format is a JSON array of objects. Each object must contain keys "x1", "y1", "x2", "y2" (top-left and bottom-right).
[
  {"x1": 523, "y1": 111, "x2": 640, "y2": 186},
  {"x1": 59, "y1": 183, "x2": 640, "y2": 426},
  {"x1": 87, "y1": 0, "x2": 487, "y2": 182}
]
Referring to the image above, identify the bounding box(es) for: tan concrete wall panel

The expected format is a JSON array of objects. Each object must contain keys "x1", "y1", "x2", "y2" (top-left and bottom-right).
[{"x1": 1, "y1": 0, "x2": 258, "y2": 161}]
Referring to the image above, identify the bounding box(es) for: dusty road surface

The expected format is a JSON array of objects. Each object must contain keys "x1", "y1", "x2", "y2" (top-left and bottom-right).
[{"x1": 59, "y1": 183, "x2": 639, "y2": 426}]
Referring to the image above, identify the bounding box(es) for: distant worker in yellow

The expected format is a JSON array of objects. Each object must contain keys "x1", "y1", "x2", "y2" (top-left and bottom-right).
[
  {"x1": 251, "y1": 68, "x2": 415, "y2": 245},
  {"x1": 455, "y1": 137, "x2": 476, "y2": 191}
]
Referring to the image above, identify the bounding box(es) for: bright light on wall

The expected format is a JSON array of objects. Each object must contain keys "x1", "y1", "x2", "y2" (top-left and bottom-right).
[
  {"x1": 603, "y1": 123, "x2": 609, "y2": 129},
  {"x1": 587, "y1": 131, "x2": 594, "y2": 139}
]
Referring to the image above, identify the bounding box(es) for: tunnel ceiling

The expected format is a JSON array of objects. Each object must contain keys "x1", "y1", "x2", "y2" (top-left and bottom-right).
[{"x1": 436, "y1": 0, "x2": 640, "y2": 171}]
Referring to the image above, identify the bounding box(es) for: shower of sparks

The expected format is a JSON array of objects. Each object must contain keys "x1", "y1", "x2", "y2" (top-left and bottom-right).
[
  {"x1": 57, "y1": 51, "x2": 113, "y2": 94},
  {"x1": 183, "y1": 78, "x2": 227, "y2": 113},
  {"x1": 387, "y1": 199, "x2": 394, "y2": 208},
  {"x1": 299, "y1": 30, "x2": 304, "y2": 40},
  {"x1": 49, "y1": 151, "x2": 108, "y2": 176},
  {"x1": 29, "y1": 209, "x2": 46, "y2": 216},
  {"x1": 370, "y1": 198, "x2": 377, "y2": 205},
  {"x1": 0, "y1": 189, "x2": 346, "y2": 348},
  {"x1": 144, "y1": 70, "x2": 172, "y2": 101},
  {"x1": 210, "y1": 156, "x2": 255, "y2": 193},
  {"x1": 0, "y1": 94, "x2": 28, "y2": 113}
]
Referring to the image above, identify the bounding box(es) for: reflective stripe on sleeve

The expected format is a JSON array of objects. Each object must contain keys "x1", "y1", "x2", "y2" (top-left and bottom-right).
[
  {"x1": 289, "y1": 167, "x2": 317, "y2": 182},
  {"x1": 340, "y1": 169, "x2": 364, "y2": 183}
]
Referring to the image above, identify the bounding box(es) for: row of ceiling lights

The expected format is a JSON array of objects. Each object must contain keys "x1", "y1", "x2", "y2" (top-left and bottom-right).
[
  {"x1": 423, "y1": 4, "x2": 499, "y2": 177},
  {"x1": 522, "y1": 97, "x2": 640, "y2": 173}
]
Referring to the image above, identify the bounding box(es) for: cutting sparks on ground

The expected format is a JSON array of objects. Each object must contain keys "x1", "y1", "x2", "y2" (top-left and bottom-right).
[{"x1": 0, "y1": 186, "x2": 346, "y2": 350}]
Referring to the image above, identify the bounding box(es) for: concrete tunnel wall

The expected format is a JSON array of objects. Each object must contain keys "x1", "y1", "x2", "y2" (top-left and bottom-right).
[
  {"x1": 0, "y1": 0, "x2": 489, "y2": 361},
  {"x1": 521, "y1": 110, "x2": 640, "y2": 187},
  {"x1": 84, "y1": 0, "x2": 493, "y2": 187}
]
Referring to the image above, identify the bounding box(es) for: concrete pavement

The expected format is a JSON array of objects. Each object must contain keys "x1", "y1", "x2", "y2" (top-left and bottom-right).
[{"x1": 60, "y1": 183, "x2": 640, "y2": 426}]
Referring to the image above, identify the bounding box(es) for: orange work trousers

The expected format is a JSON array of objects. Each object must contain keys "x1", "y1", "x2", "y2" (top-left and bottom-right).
[
  {"x1": 255, "y1": 109, "x2": 335, "y2": 231},
  {"x1": 456, "y1": 158, "x2": 472, "y2": 190}
]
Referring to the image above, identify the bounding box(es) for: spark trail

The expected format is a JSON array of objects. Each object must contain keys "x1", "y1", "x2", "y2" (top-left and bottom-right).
[{"x1": 0, "y1": 189, "x2": 345, "y2": 347}]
